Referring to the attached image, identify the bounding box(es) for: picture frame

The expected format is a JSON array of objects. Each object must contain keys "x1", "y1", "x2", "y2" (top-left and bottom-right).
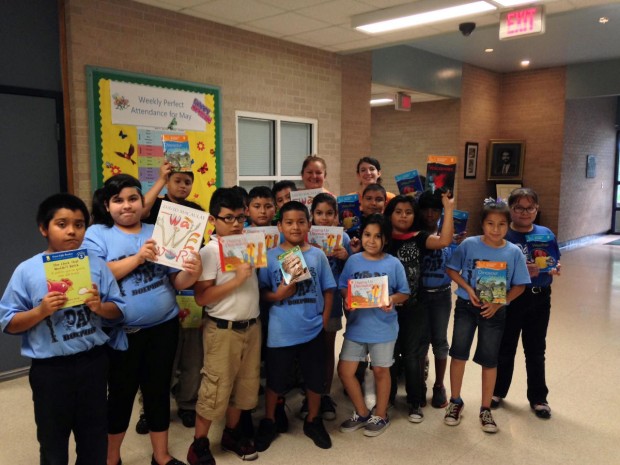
[
  {"x1": 487, "y1": 139, "x2": 525, "y2": 181},
  {"x1": 464, "y1": 142, "x2": 478, "y2": 179},
  {"x1": 496, "y1": 183, "x2": 522, "y2": 202}
]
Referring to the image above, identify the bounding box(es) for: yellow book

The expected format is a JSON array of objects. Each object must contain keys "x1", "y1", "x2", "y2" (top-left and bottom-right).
[{"x1": 42, "y1": 249, "x2": 93, "y2": 309}]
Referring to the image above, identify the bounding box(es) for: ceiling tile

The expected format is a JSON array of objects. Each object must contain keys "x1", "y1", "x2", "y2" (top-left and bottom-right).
[
  {"x1": 291, "y1": 26, "x2": 369, "y2": 46},
  {"x1": 248, "y1": 12, "x2": 330, "y2": 35},
  {"x1": 256, "y1": 0, "x2": 330, "y2": 9},
  {"x1": 296, "y1": 0, "x2": 376, "y2": 24},
  {"x1": 189, "y1": 0, "x2": 284, "y2": 24}
]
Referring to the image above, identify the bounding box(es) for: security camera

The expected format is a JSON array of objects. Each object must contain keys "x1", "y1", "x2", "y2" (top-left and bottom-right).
[{"x1": 459, "y1": 22, "x2": 476, "y2": 36}]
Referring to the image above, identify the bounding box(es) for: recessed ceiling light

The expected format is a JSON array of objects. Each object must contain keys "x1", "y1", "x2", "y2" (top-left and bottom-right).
[
  {"x1": 370, "y1": 98, "x2": 394, "y2": 106},
  {"x1": 493, "y1": 0, "x2": 540, "y2": 6},
  {"x1": 521, "y1": 60, "x2": 530, "y2": 67},
  {"x1": 599, "y1": 17, "x2": 609, "y2": 24},
  {"x1": 485, "y1": 48, "x2": 494, "y2": 53}
]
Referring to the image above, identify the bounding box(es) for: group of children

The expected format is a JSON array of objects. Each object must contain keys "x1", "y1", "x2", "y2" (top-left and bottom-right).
[{"x1": 0, "y1": 161, "x2": 559, "y2": 465}]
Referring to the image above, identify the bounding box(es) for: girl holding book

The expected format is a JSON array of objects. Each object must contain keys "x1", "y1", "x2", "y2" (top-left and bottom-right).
[
  {"x1": 444, "y1": 198, "x2": 530, "y2": 434},
  {"x1": 337, "y1": 214, "x2": 409, "y2": 437}
]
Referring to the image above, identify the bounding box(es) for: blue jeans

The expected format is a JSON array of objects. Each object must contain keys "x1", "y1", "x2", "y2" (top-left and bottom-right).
[{"x1": 420, "y1": 287, "x2": 452, "y2": 359}]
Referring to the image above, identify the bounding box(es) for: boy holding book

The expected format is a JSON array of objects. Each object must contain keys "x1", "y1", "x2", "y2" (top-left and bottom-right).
[
  {"x1": 256, "y1": 201, "x2": 336, "y2": 451},
  {"x1": 0, "y1": 193, "x2": 125, "y2": 465},
  {"x1": 187, "y1": 187, "x2": 262, "y2": 465}
]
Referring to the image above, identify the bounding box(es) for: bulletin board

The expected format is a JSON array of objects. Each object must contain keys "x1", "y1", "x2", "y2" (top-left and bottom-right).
[{"x1": 86, "y1": 66, "x2": 222, "y2": 211}]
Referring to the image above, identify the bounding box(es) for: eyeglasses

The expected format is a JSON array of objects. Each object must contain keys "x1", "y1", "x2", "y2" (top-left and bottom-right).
[
  {"x1": 215, "y1": 214, "x2": 247, "y2": 224},
  {"x1": 512, "y1": 206, "x2": 538, "y2": 214}
]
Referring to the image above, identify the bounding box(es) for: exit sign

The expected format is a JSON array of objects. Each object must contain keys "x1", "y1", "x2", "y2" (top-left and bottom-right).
[{"x1": 499, "y1": 5, "x2": 545, "y2": 40}]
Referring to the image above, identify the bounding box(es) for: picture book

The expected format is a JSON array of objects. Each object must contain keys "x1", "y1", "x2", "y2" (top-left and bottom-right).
[
  {"x1": 42, "y1": 248, "x2": 93, "y2": 309},
  {"x1": 475, "y1": 261, "x2": 507, "y2": 304},
  {"x1": 526, "y1": 233, "x2": 560, "y2": 272},
  {"x1": 395, "y1": 169, "x2": 424, "y2": 197},
  {"x1": 161, "y1": 133, "x2": 192, "y2": 172},
  {"x1": 439, "y1": 209, "x2": 469, "y2": 248},
  {"x1": 347, "y1": 275, "x2": 389, "y2": 309},
  {"x1": 246, "y1": 225, "x2": 280, "y2": 250},
  {"x1": 278, "y1": 246, "x2": 311, "y2": 284},
  {"x1": 337, "y1": 194, "x2": 361, "y2": 234},
  {"x1": 176, "y1": 290, "x2": 203, "y2": 329},
  {"x1": 425, "y1": 155, "x2": 457, "y2": 194},
  {"x1": 151, "y1": 200, "x2": 209, "y2": 270},
  {"x1": 290, "y1": 188, "x2": 324, "y2": 212},
  {"x1": 218, "y1": 231, "x2": 267, "y2": 271},
  {"x1": 308, "y1": 226, "x2": 343, "y2": 256}
]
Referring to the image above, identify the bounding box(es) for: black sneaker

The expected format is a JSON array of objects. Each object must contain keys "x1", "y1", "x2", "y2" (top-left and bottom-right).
[
  {"x1": 221, "y1": 427, "x2": 258, "y2": 461},
  {"x1": 490, "y1": 396, "x2": 502, "y2": 409},
  {"x1": 444, "y1": 400, "x2": 464, "y2": 426},
  {"x1": 178, "y1": 409, "x2": 196, "y2": 428},
  {"x1": 320, "y1": 395, "x2": 337, "y2": 421},
  {"x1": 408, "y1": 403, "x2": 424, "y2": 423},
  {"x1": 531, "y1": 402, "x2": 552, "y2": 419},
  {"x1": 274, "y1": 396, "x2": 289, "y2": 432},
  {"x1": 303, "y1": 416, "x2": 332, "y2": 449},
  {"x1": 479, "y1": 408, "x2": 498, "y2": 433},
  {"x1": 431, "y1": 385, "x2": 448, "y2": 408},
  {"x1": 135, "y1": 413, "x2": 149, "y2": 435},
  {"x1": 254, "y1": 418, "x2": 277, "y2": 452},
  {"x1": 187, "y1": 437, "x2": 215, "y2": 465}
]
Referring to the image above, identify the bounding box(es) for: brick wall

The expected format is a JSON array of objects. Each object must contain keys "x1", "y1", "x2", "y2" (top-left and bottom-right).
[
  {"x1": 64, "y1": 0, "x2": 371, "y2": 201},
  {"x1": 559, "y1": 97, "x2": 617, "y2": 242}
]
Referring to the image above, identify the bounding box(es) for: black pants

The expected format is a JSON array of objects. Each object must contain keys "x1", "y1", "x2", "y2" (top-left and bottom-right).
[
  {"x1": 108, "y1": 317, "x2": 179, "y2": 433},
  {"x1": 30, "y1": 345, "x2": 108, "y2": 465},
  {"x1": 494, "y1": 287, "x2": 551, "y2": 404}
]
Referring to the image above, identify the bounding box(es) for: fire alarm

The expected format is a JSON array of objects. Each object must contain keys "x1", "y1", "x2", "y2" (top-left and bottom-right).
[{"x1": 395, "y1": 92, "x2": 411, "y2": 111}]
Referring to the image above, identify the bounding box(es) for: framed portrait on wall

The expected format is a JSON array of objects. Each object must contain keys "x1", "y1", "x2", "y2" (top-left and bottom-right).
[
  {"x1": 464, "y1": 142, "x2": 478, "y2": 179},
  {"x1": 487, "y1": 140, "x2": 525, "y2": 181}
]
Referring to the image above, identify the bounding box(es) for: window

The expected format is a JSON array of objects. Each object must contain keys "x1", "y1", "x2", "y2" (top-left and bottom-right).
[{"x1": 236, "y1": 111, "x2": 317, "y2": 191}]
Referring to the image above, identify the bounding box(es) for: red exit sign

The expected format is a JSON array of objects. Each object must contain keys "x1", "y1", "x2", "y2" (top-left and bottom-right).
[{"x1": 499, "y1": 5, "x2": 545, "y2": 40}]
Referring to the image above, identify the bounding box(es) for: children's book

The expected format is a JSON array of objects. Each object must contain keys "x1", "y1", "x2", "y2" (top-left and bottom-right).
[
  {"x1": 151, "y1": 200, "x2": 209, "y2": 270},
  {"x1": 439, "y1": 209, "x2": 469, "y2": 248},
  {"x1": 176, "y1": 290, "x2": 203, "y2": 329},
  {"x1": 308, "y1": 226, "x2": 343, "y2": 256},
  {"x1": 475, "y1": 261, "x2": 507, "y2": 304},
  {"x1": 278, "y1": 246, "x2": 312, "y2": 284},
  {"x1": 246, "y1": 225, "x2": 280, "y2": 250},
  {"x1": 218, "y1": 231, "x2": 267, "y2": 271},
  {"x1": 162, "y1": 133, "x2": 192, "y2": 172},
  {"x1": 290, "y1": 188, "x2": 324, "y2": 212},
  {"x1": 347, "y1": 275, "x2": 389, "y2": 309},
  {"x1": 42, "y1": 249, "x2": 93, "y2": 309},
  {"x1": 425, "y1": 155, "x2": 457, "y2": 194},
  {"x1": 526, "y1": 234, "x2": 560, "y2": 272},
  {"x1": 395, "y1": 169, "x2": 424, "y2": 197},
  {"x1": 337, "y1": 194, "x2": 361, "y2": 235}
]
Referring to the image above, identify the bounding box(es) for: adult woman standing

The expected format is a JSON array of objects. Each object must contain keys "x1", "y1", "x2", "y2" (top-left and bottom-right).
[
  {"x1": 301, "y1": 155, "x2": 328, "y2": 190},
  {"x1": 352, "y1": 157, "x2": 395, "y2": 205}
]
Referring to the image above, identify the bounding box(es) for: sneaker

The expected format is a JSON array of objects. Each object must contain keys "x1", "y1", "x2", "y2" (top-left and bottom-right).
[
  {"x1": 480, "y1": 408, "x2": 498, "y2": 433},
  {"x1": 221, "y1": 427, "x2": 258, "y2": 461},
  {"x1": 135, "y1": 413, "x2": 149, "y2": 435},
  {"x1": 339, "y1": 411, "x2": 371, "y2": 432},
  {"x1": 303, "y1": 416, "x2": 332, "y2": 449},
  {"x1": 178, "y1": 409, "x2": 196, "y2": 428},
  {"x1": 254, "y1": 419, "x2": 277, "y2": 452},
  {"x1": 187, "y1": 437, "x2": 215, "y2": 465},
  {"x1": 431, "y1": 385, "x2": 448, "y2": 408},
  {"x1": 408, "y1": 403, "x2": 424, "y2": 423},
  {"x1": 531, "y1": 402, "x2": 552, "y2": 419},
  {"x1": 298, "y1": 396, "x2": 308, "y2": 420},
  {"x1": 320, "y1": 395, "x2": 337, "y2": 421},
  {"x1": 490, "y1": 396, "x2": 502, "y2": 409},
  {"x1": 444, "y1": 401, "x2": 464, "y2": 426},
  {"x1": 274, "y1": 397, "x2": 288, "y2": 433},
  {"x1": 151, "y1": 455, "x2": 185, "y2": 465},
  {"x1": 363, "y1": 415, "x2": 390, "y2": 437}
]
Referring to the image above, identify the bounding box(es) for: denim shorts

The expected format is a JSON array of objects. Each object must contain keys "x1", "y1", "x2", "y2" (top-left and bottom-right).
[
  {"x1": 449, "y1": 298, "x2": 506, "y2": 368},
  {"x1": 339, "y1": 338, "x2": 396, "y2": 368}
]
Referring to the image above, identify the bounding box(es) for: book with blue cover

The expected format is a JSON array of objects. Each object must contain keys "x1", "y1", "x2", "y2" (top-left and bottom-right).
[
  {"x1": 395, "y1": 169, "x2": 424, "y2": 197},
  {"x1": 525, "y1": 233, "x2": 560, "y2": 273},
  {"x1": 337, "y1": 194, "x2": 361, "y2": 235}
]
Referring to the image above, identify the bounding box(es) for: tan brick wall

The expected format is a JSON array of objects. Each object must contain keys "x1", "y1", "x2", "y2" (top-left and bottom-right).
[
  {"x1": 559, "y1": 97, "x2": 617, "y2": 242},
  {"x1": 64, "y1": 0, "x2": 371, "y2": 201}
]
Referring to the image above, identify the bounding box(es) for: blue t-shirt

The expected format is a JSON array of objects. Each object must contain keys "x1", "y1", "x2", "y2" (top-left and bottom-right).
[
  {"x1": 326, "y1": 232, "x2": 351, "y2": 320},
  {"x1": 447, "y1": 236, "x2": 530, "y2": 301},
  {"x1": 83, "y1": 224, "x2": 179, "y2": 328},
  {"x1": 338, "y1": 253, "x2": 410, "y2": 344},
  {"x1": 0, "y1": 253, "x2": 125, "y2": 359},
  {"x1": 258, "y1": 245, "x2": 336, "y2": 348},
  {"x1": 505, "y1": 225, "x2": 560, "y2": 288},
  {"x1": 421, "y1": 246, "x2": 453, "y2": 288}
]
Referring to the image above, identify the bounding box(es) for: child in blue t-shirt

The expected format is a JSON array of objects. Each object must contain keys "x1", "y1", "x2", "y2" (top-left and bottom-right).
[
  {"x1": 256, "y1": 201, "x2": 336, "y2": 452},
  {"x1": 337, "y1": 214, "x2": 410, "y2": 438},
  {"x1": 444, "y1": 199, "x2": 530, "y2": 434},
  {"x1": 0, "y1": 193, "x2": 125, "y2": 465}
]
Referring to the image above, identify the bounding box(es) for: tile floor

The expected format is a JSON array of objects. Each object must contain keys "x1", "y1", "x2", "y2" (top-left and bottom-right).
[{"x1": 2, "y1": 236, "x2": 619, "y2": 465}]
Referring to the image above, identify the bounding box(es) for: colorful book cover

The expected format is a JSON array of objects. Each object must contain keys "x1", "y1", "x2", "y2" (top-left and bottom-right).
[
  {"x1": 526, "y1": 234, "x2": 559, "y2": 272},
  {"x1": 308, "y1": 226, "x2": 343, "y2": 256},
  {"x1": 475, "y1": 261, "x2": 507, "y2": 304},
  {"x1": 439, "y1": 209, "x2": 469, "y2": 248},
  {"x1": 161, "y1": 133, "x2": 192, "y2": 172},
  {"x1": 347, "y1": 275, "x2": 389, "y2": 309},
  {"x1": 337, "y1": 194, "x2": 361, "y2": 234},
  {"x1": 425, "y1": 155, "x2": 457, "y2": 194},
  {"x1": 246, "y1": 225, "x2": 280, "y2": 250},
  {"x1": 151, "y1": 200, "x2": 209, "y2": 270},
  {"x1": 42, "y1": 249, "x2": 93, "y2": 309},
  {"x1": 395, "y1": 169, "x2": 424, "y2": 197},
  {"x1": 176, "y1": 290, "x2": 203, "y2": 329},
  {"x1": 218, "y1": 231, "x2": 267, "y2": 271},
  {"x1": 290, "y1": 188, "x2": 324, "y2": 212},
  {"x1": 278, "y1": 246, "x2": 311, "y2": 284}
]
